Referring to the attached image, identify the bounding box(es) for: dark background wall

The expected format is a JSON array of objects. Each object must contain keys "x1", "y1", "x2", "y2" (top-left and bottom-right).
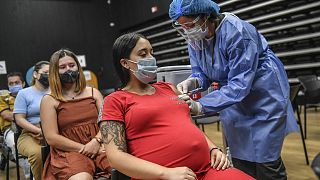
[
  {"x1": 0, "y1": 0, "x2": 120, "y2": 89},
  {"x1": 0, "y1": 0, "x2": 172, "y2": 90},
  {"x1": 117, "y1": 0, "x2": 171, "y2": 31}
]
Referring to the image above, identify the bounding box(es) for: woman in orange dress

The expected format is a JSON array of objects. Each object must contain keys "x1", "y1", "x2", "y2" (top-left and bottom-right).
[{"x1": 41, "y1": 49, "x2": 111, "y2": 180}]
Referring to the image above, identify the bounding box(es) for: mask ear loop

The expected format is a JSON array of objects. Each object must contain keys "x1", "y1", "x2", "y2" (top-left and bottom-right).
[{"x1": 125, "y1": 59, "x2": 138, "y2": 74}]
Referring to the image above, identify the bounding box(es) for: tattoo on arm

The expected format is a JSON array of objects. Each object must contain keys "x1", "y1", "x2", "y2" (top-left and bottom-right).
[{"x1": 100, "y1": 121, "x2": 127, "y2": 152}]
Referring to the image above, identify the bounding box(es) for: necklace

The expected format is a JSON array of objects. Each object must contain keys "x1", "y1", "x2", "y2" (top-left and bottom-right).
[{"x1": 64, "y1": 92, "x2": 78, "y2": 100}]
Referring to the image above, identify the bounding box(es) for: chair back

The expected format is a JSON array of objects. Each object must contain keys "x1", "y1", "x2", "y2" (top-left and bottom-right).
[
  {"x1": 12, "y1": 118, "x2": 23, "y2": 145},
  {"x1": 304, "y1": 80, "x2": 320, "y2": 96},
  {"x1": 298, "y1": 75, "x2": 317, "y2": 88},
  {"x1": 111, "y1": 169, "x2": 130, "y2": 180},
  {"x1": 300, "y1": 80, "x2": 320, "y2": 104},
  {"x1": 312, "y1": 153, "x2": 320, "y2": 178},
  {"x1": 289, "y1": 84, "x2": 301, "y2": 102},
  {"x1": 39, "y1": 122, "x2": 50, "y2": 166}
]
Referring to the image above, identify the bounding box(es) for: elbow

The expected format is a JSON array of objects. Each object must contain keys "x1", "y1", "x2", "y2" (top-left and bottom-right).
[
  {"x1": 105, "y1": 149, "x2": 123, "y2": 168},
  {"x1": 106, "y1": 151, "x2": 117, "y2": 167},
  {"x1": 45, "y1": 135, "x2": 59, "y2": 147},
  {"x1": 15, "y1": 118, "x2": 22, "y2": 127},
  {"x1": 2, "y1": 114, "x2": 13, "y2": 121},
  {"x1": 107, "y1": 158, "x2": 116, "y2": 168}
]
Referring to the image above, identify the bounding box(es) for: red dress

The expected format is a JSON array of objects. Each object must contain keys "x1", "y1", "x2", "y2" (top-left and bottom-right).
[{"x1": 101, "y1": 82, "x2": 253, "y2": 180}]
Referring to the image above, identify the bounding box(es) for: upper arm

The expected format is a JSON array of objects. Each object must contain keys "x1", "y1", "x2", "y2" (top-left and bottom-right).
[
  {"x1": 13, "y1": 92, "x2": 27, "y2": 120},
  {"x1": 188, "y1": 46, "x2": 210, "y2": 90},
  {"x1": 99, "y1": 94, "x2": 127, "y2": 153},
  {"x1": 92, "y1": 88, "x2": 104, "y2": 110},
  {"x1": 0, "y1": 97, "x2": 10, "y2": 114},
  {"x1": 0, "y1": 109, "x2": 13, "y2": 121},
  {"x1": 225, "y1": 28, "x2": 259, "y2": 96},
  {"x1": 14, "y1": 113, "x2": 26, "y2": 122},
  {"x1": 100, "y1": 120, "x2": 127, "y2": 152},
  {"x1": 40, "y1": 95, "x2": 60, "y2": 141}
]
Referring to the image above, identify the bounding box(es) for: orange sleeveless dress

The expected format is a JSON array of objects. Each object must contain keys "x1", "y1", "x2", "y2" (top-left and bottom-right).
[{"x1": 42, "y1": 96, "x2": 111, "y2": 180}]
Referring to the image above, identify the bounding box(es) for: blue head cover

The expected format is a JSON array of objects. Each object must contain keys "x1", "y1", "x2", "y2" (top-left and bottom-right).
[{"x1": 169, "y1": 0, "x2": 220, "y2": 21}]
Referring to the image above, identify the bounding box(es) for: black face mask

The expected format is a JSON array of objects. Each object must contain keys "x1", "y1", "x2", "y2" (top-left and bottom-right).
[
  {"x1": 38, "y1": 73, "x2": 49, "y2": 88},
  {"x1": 59, "y1": 71, "x2": 79, "y2": 84}
]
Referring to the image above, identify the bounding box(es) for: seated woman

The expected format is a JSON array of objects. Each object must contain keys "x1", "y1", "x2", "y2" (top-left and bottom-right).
[
  {"x1": 40, "y1": 49, "x2": 111, "y2": 180},
  {"x1": 14, "y1": 61, "x2": 50, "y2": 180},
  {"x1": 99, "y1": 33, "x2": 253, "y2": 180}
]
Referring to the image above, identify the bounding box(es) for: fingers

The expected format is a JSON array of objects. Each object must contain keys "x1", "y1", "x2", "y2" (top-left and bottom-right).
[
  {"x1": 212, "y1": 152, "x2": 221, "y2": 169},
  {"x1": 222, "y1": 158, "x2": 230, "y2": 170},
  {"x1": 213, "y1": 152, "x2": 229, "y2": 170},
  {"x1": 216, "y1": 155, "x2": 225, "y2": 170},
  {"x1": 186, "y1": 168, "x2": 196, "y2": 180},
  {"x1": 185, "y1": 174, "x2": 196, "y2": 180},
  {"x1": 178, "y1": 94, "x2": 192, "y2": 107},
  {"x1": 79, "y1": 146, "x2": 84, "y2": 153},
  {"x1": 182, "y1": 82, "x2": 189, "y2": 94},
  {"x1": 99, "y1": 147, "x2": 106, "y2": 154},
  {"x1": 211, "y1": 151, "x2": 216, "y2": 167},
  {"x1": 177, "y1": 83, "x2": 183, "y2": 94},
  {"x1": 90, "y1": 154, "x2": 96, "y2": 159},
  {"x1": 178, "y1": 94, "x2": 190, "y2": 101}
]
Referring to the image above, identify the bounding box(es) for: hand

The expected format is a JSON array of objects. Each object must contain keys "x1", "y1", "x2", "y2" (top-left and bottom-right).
[
  {"x1": 98, "y1": 146, "x2": 106, "y2": 154},
  {"x1": 79, "y1": 139, "x2": 101, "y2": 158},
  {"x1": 162, "y1": 167, "x2": 197, "y2": 180},
  {"x1": 210, "y1": 148, "x2": 231, "y2": 170},
  {"x1": 177, "y1": 78, "x2": 199, "y2": 94},
  {"x1": 30, "y1": 132, "x2": 43, "y2": 141},
  {"x1": 178, "y1": 94, "x2": 203, "y2": 115}
]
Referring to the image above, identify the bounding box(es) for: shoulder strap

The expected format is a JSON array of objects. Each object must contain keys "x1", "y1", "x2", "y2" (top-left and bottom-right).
[{"x1": 92, "y1": 87, "x2": 94, "y2": 97}]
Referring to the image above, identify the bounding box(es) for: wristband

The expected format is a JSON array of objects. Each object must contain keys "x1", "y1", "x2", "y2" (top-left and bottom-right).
[
  {"x1": 210, "y1": 147, "x2": 222, "y2": 155},
  {"x1": 93, "y1": 137, "x2": 103, "y2": 144}
]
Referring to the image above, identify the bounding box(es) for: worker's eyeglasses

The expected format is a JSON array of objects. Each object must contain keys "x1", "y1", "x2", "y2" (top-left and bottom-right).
[{"x1": 172, "y1": 15, "x2": 201, "y2": 29}]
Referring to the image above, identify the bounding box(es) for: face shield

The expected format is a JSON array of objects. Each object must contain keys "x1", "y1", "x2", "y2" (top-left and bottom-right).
[{"x1": 172, "y1": 15, "x2": 210, "y2": 50}]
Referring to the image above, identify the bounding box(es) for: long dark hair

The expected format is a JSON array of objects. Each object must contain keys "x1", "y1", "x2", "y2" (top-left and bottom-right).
[{"x1": 112, "y1": 32, "x2": 147, "y2": 87}]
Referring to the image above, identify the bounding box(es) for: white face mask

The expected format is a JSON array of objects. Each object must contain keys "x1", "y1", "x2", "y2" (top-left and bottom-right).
[
  {"x1": 184, "y1": 24, "x2": 209, "y2": 41},
  {"x1": 127, "y1": 57, "x2": 158, "y2": 84}
]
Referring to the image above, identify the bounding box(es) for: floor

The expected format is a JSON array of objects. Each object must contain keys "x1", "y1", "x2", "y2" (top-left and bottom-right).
[
  {"x1": 1, "y1": 108, "x2": 319, "y2": 180},
  {"x1": 203, "y1": 109, "x2": 320, "y2": 180}
]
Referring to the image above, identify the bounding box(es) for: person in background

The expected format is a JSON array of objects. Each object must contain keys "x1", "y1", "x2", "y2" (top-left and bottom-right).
[
  {"x1": 41, "y1": 49, "x2": 111, "y2": 180},
  {"x1": 0, "y1": 72, "x2": 30, "y2": 178},
  {"x1": 14, "y1": 61, "x2": 50, "y2": 180},
  {"x1": 99, "y1": 32, "x2": 253, "y2": 180},
  {"x1": 169, "y1": 0, "x2": 299, "y2": 179}
]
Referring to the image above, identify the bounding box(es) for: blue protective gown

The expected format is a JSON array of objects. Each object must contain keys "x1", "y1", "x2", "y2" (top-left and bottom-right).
[{"x1": 188, "y1": 13, "x2": 299, "y2": 163}]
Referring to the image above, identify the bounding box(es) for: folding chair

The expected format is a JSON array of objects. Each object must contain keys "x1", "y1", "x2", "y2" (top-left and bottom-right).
[
  {"x1": 110, "y1": 169, "x2": 130, "y2": 180},
  {"x1": 12, "y1": 121, "x2": 33, "y2": 180},
  {"x1": 290, "y1": 84, "x2": 309, "y2": 165},
  {"x1": 192, "y1": 113, "x2": 220, "y2": 132},
  {"x1": 0, "y1": 133, "x2": 11, "y2": 180}
]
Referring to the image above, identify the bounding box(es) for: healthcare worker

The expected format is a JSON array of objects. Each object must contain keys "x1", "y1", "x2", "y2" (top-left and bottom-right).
[{"x1": 169, "y1": 0, "x2": 299, "y2": 179}]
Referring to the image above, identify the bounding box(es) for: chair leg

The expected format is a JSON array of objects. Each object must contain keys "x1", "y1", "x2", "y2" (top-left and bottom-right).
[
  {"x1": 15, "y1": 144, "x2": 20, "y2": 180},
  {"x1": 303, "y1": 104, "x2": 307, "y2": 139},
  {"x1": 29, "y1": 166, "x2": 33, "y2": 180},
  {"x1": 201, "y1": 124, "x2": 205, "y2": 132},
  {"x1": 6, "y1": 150, "x2": 10, "y2": 180},
  {"x1": 217, "y1": 121, "x2": 220, "y2": 131},
  {"x1": 296, "y1": 106, "x2": 309, "y2": 165}
]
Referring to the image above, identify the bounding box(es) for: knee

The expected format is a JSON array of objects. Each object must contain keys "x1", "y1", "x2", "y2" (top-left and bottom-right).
[
  {"x1": 68, "y1": 172, "x2": 93, "y2": 180},
  {"x1": 28, "y1": 148, "x2": 42, "y2": 163}
]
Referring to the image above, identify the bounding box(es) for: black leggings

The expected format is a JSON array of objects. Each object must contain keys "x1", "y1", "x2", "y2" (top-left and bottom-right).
[{"x1": 232, "y1": 157, "x2": 287, "y2": 180}]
